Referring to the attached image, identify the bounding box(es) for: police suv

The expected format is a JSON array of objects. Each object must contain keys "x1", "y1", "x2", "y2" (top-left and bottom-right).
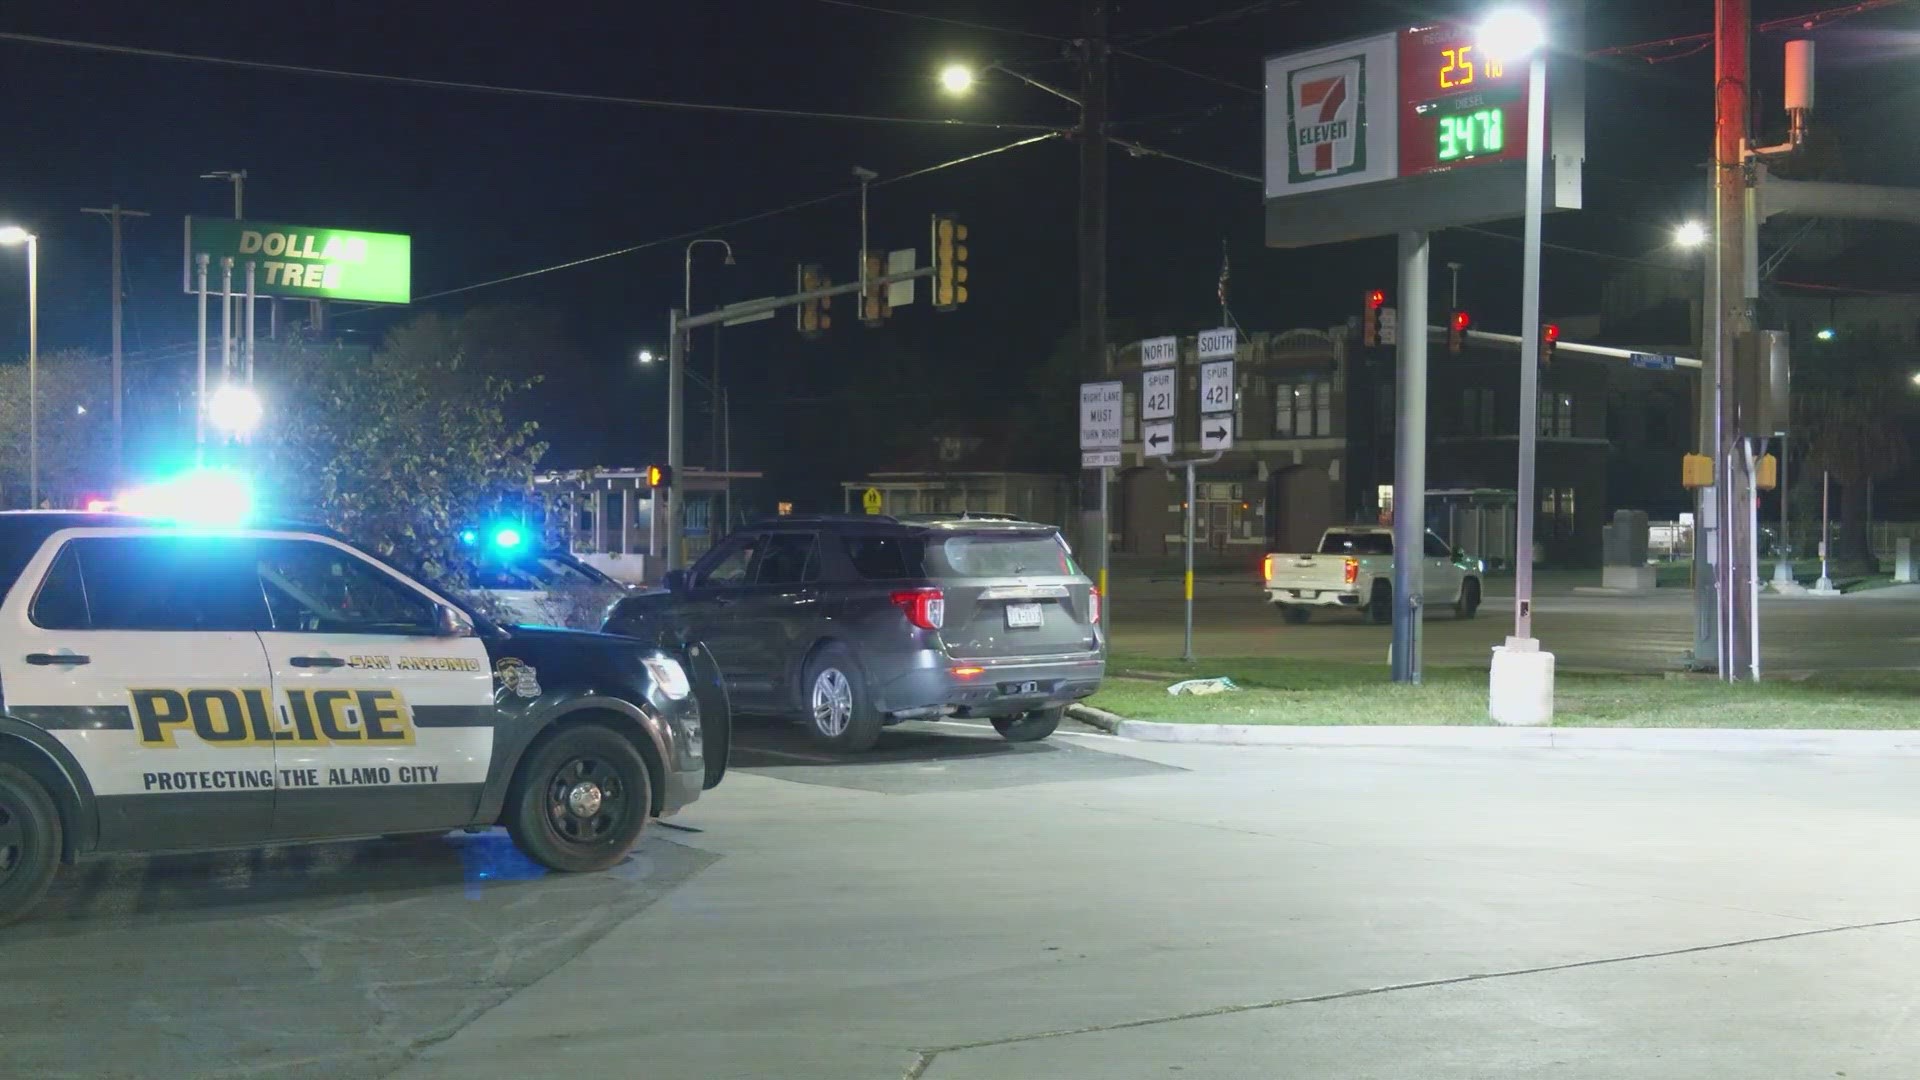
[{"x1": 0, "y1": 513, "x2": 728, "y2": 925}]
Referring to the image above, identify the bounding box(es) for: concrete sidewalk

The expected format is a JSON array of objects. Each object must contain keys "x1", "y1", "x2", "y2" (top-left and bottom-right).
[{"x1": 390, "y1": 732, "x2": 1920, "y2": 1079}]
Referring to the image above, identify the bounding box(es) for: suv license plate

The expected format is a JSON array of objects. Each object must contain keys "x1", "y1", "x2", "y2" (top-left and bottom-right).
[{"x1": 1005, "y1": 602, "x2": 1044, "y2": 628}]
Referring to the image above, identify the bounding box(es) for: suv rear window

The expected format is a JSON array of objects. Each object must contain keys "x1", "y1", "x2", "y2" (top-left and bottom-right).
[
  {"x1": 844, "y1": 536, "x2": 924, "y2": 580},
  {"x1": 1319, "y1": 531, "x2": 1393, "y2": 555},
  {"x1": 926, "y1": 533, "x2": 1075, "y2": 578}
]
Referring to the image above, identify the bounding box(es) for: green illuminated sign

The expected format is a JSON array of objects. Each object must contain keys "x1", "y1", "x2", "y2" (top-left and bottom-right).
[
  {"x1": 184, "y1": 218, "x2": 411, "y2": 304},
  {"x1": 1436, "y1": 107, "x2": 1504, "y2": 163}
]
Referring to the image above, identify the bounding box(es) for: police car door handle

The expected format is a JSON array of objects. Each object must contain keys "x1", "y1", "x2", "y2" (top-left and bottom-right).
[
  {"x1": 289, "y1": 655, "x2": 347, "y2": 668},
  {"x1": 25, "y1": 653, "x2": 89, "y2": 666}
]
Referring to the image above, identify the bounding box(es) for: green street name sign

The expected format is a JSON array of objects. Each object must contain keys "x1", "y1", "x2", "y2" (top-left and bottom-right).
[{"x1": 184, "y1": 217, "x2": 411, "y2": 304}]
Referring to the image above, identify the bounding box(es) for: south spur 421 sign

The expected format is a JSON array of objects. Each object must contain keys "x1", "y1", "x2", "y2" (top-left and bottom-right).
[{"x1": 1263, "y1": 14, "x2": 1584, "y2": 248}]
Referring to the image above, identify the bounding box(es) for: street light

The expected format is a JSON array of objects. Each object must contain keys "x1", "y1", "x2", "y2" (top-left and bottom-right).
[
  {"x1": 1478, "y1": 7, "x2": 1554, "y2": 726},
  {"x1": 208, "y1": 384, "x2": 263, "y2": 437},
  {"x1": 1815, "y1": 327, "x2": 1836, "y2": 341},
  {"x1": 636, "y1": 349, "x2": 656, "y2": 365},
  {"x1": 939, "y1": 63, "x2": 976, "y2": 95},
  {"x1": 1674, "y1": 220, "x2": 1709, "y2": 249},
  {"x1": 0, "y1": 226, "x2": 39, "y2": 508}
]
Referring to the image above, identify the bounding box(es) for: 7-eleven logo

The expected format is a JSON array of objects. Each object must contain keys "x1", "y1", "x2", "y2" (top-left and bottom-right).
[{"x1": 1288, "y1": 56, "x2": 1365, "y2": 182}]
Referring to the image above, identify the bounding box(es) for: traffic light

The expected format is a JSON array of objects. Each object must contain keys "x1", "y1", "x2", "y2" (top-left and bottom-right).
[
  {"x1": 932, "y1": 211, "x2": 969, "y2": 311},
  {"x1": 1362, "y1": 289, "x2": 1386, "y2": 347},
  {"x1": 1541, "y1": 322, "x2": 1560, "y2": 365},
  {"x1": 861, "y1": 250, "x2": 890, "y2": 326},
  {"x1": 1448, "y1": 309, "x2": 1471, "y2": 354},
  {"x1": 1682, "y1": 453, "x2": 1714, "y2": 489},
  {"x1": 1756, "y1": 453, "x2": 1778, "y2": 491},
  {"x1": 646, "y1": 464, "x2": 672, "y2": 490},
  {"x1": 796, "y1": 263, "x2": 831, "y2": 339}
]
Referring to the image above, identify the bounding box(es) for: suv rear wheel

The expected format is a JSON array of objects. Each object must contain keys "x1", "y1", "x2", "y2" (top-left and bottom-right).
[
  {"x1": 0, "y1": 762, "x2": 62, "y2": 927},
  {"x1": 992, "y1": 707, "x2": 1062, "y2": 743},
  {"x1": 803, "y1": 644, "x2": 883, "y2": 752}
]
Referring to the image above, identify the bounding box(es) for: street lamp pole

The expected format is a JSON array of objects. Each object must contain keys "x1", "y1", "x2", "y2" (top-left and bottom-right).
[
  {"x1": 0, "y1": 228, "x2": 40, "y2": 507},
  {"x1": 1483, "y1": 10, "x2": 1555, "y2": 725}
]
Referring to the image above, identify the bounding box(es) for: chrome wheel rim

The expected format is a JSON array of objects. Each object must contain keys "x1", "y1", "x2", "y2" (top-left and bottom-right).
[{"x1": 812, "y1": 668, "x2": 854, "y2": 737}]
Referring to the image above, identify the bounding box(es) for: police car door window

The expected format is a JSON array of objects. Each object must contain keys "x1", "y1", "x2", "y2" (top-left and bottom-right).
[
  {"x1": 72, "y1": 537, "x2": 271, "y2": 631},
  {"x1": 256, "y1": 540, "x2": 438, "y2": 635},
  {"x1": 29, "y1": 543, "x2": 88, "y2": 630},
  {"x1": 754, "y1": 533, "x2": 821, "y2": 587},
  {"x1": 694, "y1": 534, "x2": 761, "y2": 590}
]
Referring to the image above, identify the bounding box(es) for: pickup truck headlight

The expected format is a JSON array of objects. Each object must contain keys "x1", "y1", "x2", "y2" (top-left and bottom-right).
[{"x1": 642, "y1": 656, "x2": 692, "y2": 700}]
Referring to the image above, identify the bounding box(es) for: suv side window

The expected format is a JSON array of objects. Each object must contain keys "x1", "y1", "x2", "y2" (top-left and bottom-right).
[
  {"x1": 67, "y1": 536, "x2": 272, "y2": 631},
  {"x1": 694, "y1": 534, "x2": 762, "y2": 590},
  {"x1": 844, "y1": 535, "x2": 925, "y2": 579},
  {"x1": 755, "y1": 532, "x2": 820, "y2": 587},
  {"x1": 1424, "y1": 533, "x2": 1454, "y2": 559},
  {"x1": 256, "y1": 539, "x2": 440, "y2": 635},
  {"x1": 29, "y1": 544, "x2": 88, "y2": 630}
]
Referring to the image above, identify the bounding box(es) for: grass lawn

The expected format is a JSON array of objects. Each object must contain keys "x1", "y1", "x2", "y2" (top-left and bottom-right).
[{"x1": 1089, "y1": 653, "x2": 1920, "y2": 729}]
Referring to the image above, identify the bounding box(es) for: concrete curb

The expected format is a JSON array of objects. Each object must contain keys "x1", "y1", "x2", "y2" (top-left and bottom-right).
[
  {"x1": 1065, "y1": 703, "x2": 1123, "y2": 734},
  {"x1": 1109, "y1": 720, "x2": 1920, "y2": 756}
]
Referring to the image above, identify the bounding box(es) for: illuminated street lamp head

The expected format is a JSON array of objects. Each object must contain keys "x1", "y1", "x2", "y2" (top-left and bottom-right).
[
  {"x1": 1478, "y1": 8, "x2": 1547, "y2": 63},
  {"x1": 208, "y1": 384, "x2": 264, "y2": 436},
  {"x1": 1816, "y1": 328, "x2": 1836, "y2": 342},
  {"x1": 939, "y1": 63, "x2": 976, "y2": 95},
  {"x1": 637, "y1": 349, "x2": 656, "y2": 365},
  {"x1": 1910, "y1": 371, "x2": 1920, "y2": 387},
  {"x1": 1674, "y1": 220, "x2": 1708, "y2": 249},
  {"x1": 0, "y1": 225, "x2": 34, "y2": 245}
]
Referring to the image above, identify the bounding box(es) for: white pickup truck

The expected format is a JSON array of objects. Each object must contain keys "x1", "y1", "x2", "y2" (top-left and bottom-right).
[{"x1": 1261, "y1": 526, "x2": 1484, "y2": 624}]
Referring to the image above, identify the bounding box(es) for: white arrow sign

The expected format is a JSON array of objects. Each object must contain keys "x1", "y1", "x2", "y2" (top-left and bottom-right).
[
  {"x1": 1200, "y1": 418, "x2": 1234, "y2": 452},
  {"x1": 1143, "y1": 421, "x2": 1174, "y2": 458}
]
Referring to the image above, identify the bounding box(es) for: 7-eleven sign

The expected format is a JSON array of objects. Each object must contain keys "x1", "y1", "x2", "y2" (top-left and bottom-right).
[{"x1": 1288, "y1": 56, "x2": 1365, "y2": 181}]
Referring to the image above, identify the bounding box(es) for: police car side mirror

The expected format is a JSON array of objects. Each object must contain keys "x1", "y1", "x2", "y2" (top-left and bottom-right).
[
  {"x1": 436, "y1": 605, "x2": 475, "y2": 638},
  {"x1": 662, "y1": 569, "x2": 688, "y2": 594}
]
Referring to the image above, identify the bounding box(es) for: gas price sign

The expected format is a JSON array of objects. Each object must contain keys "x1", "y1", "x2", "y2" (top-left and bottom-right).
[{"x1": 1397, "y1": 24, "x2": 1532, "y2": 177}]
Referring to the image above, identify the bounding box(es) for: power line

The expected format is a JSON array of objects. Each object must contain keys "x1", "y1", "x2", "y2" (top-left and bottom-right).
[
  {"x1": 1107, "y1": 136, "x2": 1260, "y2": 184},
  {"x1": 1591, "y1": 0, "x2": 1910, "y2": 59},
  {"x1": 1116, "y1": 49, "x2": 1260, "y2": 95},
  {"x1": 803, "y1": 0, "x2": 1066, "y2": 42},
  {"x1": 0, "y1": 30, "x2": 1062, "y2": 132},
  {"x1": 334, "y1": 132, "x2": 1063, "y2": 313},
  {"x1": 1121, "y1": 1, "x2": 1280, "y2": 47}
]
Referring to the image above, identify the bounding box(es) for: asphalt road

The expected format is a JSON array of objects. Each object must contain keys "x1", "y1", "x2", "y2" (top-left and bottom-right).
[
  {"x1": 14, "y1": 717, "x2": 1920, "y2": 1078},
  {"x1": 1104, "y1": 567, "x2": 1920, "y2": 673}
]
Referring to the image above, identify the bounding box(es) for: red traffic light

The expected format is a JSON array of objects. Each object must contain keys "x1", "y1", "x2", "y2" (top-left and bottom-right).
[
  {"x1": 1542, "y1": 323, "x2": 1561, "y2": 343},
  {"x1": 1366, "y1": 289, "x2": 1386, "y2": 309},
  {"x1": 1450, "y1": 310, "x2": 1471, "y2": 331}
]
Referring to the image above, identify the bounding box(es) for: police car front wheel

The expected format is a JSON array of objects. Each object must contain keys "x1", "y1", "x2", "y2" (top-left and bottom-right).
[
  {"x1": 505, "y1": 724, "x2": 652, "y2": 874},
  {"x1": 0, "y1": 761, "x2": 62, "y2": 927}
]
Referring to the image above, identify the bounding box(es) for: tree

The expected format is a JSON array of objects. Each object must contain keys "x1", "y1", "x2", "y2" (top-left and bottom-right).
[
  {"x1": 1795, "y1": 335, "x2": 1913, "y2": 572},
  {"x1": 253, "y1": 329, "x2": 547, "y2": 591},
  {"x1": 0, "y1": 350, "x2": 114, "y2": 508}
]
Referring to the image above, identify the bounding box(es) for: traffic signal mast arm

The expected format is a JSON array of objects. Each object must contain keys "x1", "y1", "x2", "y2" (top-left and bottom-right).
[
  {"x1": 681, "y1": 264, "x2": 935, "y2": 333},
  {"x1": 1451, "y1": 326, "x2": 1702, "y2": 369}
]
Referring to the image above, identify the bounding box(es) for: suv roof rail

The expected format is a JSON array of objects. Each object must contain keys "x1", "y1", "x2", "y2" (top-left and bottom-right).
[{"x1": 743, "y1": 512, "x2": 900, "y2": 527}]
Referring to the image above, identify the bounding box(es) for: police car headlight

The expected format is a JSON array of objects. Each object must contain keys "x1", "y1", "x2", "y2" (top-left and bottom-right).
[{"x1": 642, "y1": 656, "x2": 692, "y2": 700}]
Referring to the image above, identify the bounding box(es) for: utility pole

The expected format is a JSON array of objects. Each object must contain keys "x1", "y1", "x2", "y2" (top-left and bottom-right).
[
  {"x1": 81, "y1": 205, "x2": 149, "y2": 485},
  {"x1": 1712, "y1": 0, "x2": 1757, "y2": 679},
  {"x1": 1078, "y1": 0, "x2": 1109, "y2": 386}
]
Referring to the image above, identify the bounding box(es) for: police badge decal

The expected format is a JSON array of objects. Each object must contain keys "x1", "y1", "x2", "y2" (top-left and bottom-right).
[{"x1": 493, "y1": 657, "x2": 542, "y2": 699}]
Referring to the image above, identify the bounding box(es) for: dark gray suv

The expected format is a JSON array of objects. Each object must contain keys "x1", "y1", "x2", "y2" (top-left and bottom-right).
[{"x1": 603, "y1": 515, "x2": 1105, "y2": 751}]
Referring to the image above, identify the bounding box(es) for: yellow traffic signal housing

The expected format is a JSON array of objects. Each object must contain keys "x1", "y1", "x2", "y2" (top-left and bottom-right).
[
  {"x1": 796, "y1": 263, "x2": 832, "y2": 339},
  {"x1": 931, "y1": 212, "x2": 968, "y2": 311},
  {"x1": 1681, "y1": 453, "x2": 1714, "y2": 489},
  {"x1": 646, "y1": 464, "x2": 672, "y2": 489},
  {"x1": 1755, "y1": 453, "x2": 1778, "y2": 491},
  {"x1": 861, "y1": 250, "x2": 890, "y2": 326}
]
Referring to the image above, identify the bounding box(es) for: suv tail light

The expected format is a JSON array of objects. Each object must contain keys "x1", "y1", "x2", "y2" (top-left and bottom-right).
[
  {"x1": 1261, "y1": 554, "x2": 1275, "y2": 581},
  {"x1": 1343, "y1": 557, "x2": 1360, "y2": 586},
  {"x1": 891, "y1": 587, "x2": 945, "y2": 630},
  {"x1": 1088, "y1": 587, "x2": 1102, "y2": 625}
]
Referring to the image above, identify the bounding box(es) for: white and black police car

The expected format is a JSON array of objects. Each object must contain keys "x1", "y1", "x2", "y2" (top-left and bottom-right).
[{"x1": 0, "y1": 512, "x2": 729, "y2": 925}]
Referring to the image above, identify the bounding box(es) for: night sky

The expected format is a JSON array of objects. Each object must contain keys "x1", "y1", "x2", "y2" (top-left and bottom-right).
[{"x1": 2, "y1": 0, "x2": 1917, "y2": 501}]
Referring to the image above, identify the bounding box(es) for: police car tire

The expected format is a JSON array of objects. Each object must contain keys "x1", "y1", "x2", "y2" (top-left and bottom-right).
[
  {"x1": 505, "y1": 724, "x2": 651, "y2": 874},
  {"x1": 0, "y1": 762, "x2": 61, "y2": 927}
]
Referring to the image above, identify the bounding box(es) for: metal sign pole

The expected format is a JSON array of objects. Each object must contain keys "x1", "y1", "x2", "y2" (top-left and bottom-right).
[
  {"x1": 665, "y1": 308, "x2": 686, "y2": 571},
  {"x1": 1183, "y1": 462, "x2": 1196, "y2": 664},
  {"x1": 1390, "y1": 229, "x2": 1429, "y2": 683},
  {"x1": 195, "y1": 254, "x2": 209, "y2": 460},
  {"x1": 1098, "y1": 466, "x2": 1110, "y2": 630}
]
